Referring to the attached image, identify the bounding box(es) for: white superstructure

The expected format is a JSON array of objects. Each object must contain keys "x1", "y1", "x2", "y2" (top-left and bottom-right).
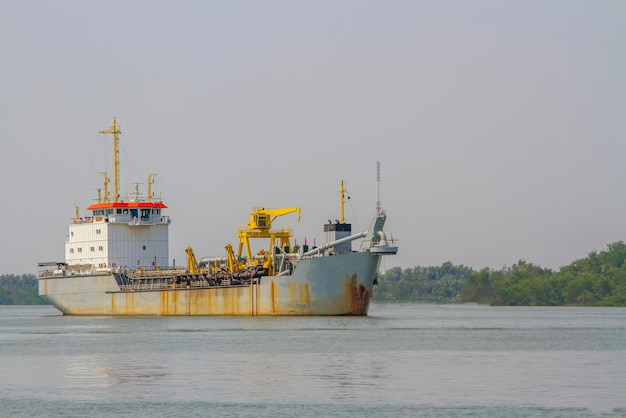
[
  {"x1": 65, "y1": 202, "x2": 170, "y2": 269},
  {"x1": 64, "y1": 118, "x2": 171, "y2": 270}
]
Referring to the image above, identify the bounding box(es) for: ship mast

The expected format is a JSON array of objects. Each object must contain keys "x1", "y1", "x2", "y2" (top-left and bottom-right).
[
  {"x1": 148, "y1": 174, "x2": 157, "y2": 202},
  {"x1": 99, "y1": 119, "x2": 121, "y2": 202},
  {"x1": 98, "y1": 172, "x2": 110, "y2": 203},
  {"x1": 376, "y1": 161, "x2": 381, "y2": 215},
  {"x1": 339, "y1": 180, "x2": 346, "y2": 224}
]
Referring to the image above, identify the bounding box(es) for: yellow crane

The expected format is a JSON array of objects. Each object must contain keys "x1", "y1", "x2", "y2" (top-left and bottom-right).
[
  {"x1": 225, "y1": 244, "x2": 245, "y2": 273},
  {"x1": 185, "y1": 247, "x2": 200, "y2": 274},
  {"x1": 237, "y1": 207, "x2": 300, "y2": 262}
]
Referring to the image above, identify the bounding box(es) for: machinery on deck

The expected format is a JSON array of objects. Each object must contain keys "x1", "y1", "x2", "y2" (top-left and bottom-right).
[{"x1": 237, "y1": 207, "x2": 300, "y2": 262}]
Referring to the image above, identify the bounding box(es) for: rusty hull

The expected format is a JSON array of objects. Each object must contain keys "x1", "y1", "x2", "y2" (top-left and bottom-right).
[{"x1": 39, "y1": 252, "x2": 381, "y2": 316}]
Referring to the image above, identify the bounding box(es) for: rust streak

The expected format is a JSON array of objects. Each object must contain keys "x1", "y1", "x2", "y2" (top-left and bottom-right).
[
  {"x1": 174, "y1": 289, "x2": 180, "y2": 315},
  {"x1": 288, "y1": 282, "x2": 296, "y2": 303},
  {"x1": 270, "y1": 281, "x2": 276, "y2": 314},
  {"x1": 347, "y1": 273, "x2": 371, "y2": 315},
  {"x1": 305, "y1": 283, "x2": 310, "y2": 305},
  {"x1": 160, "y1": 290, "x2": 167, "y2": 315},
  {"x1": 125, "y1": 292, "x2": 132, "y2": 315}
]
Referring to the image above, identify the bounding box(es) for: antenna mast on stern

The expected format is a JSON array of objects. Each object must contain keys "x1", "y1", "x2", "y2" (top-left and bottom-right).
[{"x1": 376, "y1": 161, "x2": 382, "y2": 215}]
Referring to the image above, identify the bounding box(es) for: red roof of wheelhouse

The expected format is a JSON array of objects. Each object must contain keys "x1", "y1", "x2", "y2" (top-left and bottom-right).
[{"x1": 86, "y1": 201, "x2": 168, "y2": 210}]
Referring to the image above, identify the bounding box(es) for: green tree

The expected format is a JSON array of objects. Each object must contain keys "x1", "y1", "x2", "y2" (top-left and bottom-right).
[
  {"x1": 374, "y1": 262, "x2": 474, "y2": 303},
  {"x1": 0, "y1": 274, "x2": 45, "y2": 305},
  {"x1": 461, "y1": 242, "x2": 626, "y2": 307}
]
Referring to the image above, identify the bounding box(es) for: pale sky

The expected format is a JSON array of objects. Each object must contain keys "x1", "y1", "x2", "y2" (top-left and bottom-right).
[{"x1": 1, "y1": 1, "x2": 625, "y2": 275}]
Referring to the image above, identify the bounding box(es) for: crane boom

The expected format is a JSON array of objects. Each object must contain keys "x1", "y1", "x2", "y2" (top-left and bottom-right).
[
  {"x1": 247, "y1": 207, "x2": 300, "y2": 230},
  {"x1": 185, "y1": 247, "x2": 200, "y2": 274},
  {"x1": 237, "y1": 206, "x2": 301, "y2": 266}
]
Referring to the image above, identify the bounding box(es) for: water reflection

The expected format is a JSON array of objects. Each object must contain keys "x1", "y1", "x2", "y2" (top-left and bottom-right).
[
  {"x1": 1, "y1": 304, "x2": 625, "y2": 416},
  {"x1": 64, "y1": 354, "x2": 169, "y2": 398}
]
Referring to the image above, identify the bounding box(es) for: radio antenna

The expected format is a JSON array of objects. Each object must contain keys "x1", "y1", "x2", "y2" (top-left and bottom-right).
[{"x1": 376, "y1": 161, "x2": 382, "y2": 215}]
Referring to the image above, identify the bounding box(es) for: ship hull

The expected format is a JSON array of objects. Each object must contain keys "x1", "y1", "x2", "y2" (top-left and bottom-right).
[{"x1": 38, "y1": 252, "x2": 381, "y2": 316}]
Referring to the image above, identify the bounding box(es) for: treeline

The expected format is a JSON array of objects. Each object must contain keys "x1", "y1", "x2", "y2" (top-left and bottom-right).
[
  {"x1": 374, "y1": 241, "x2": 626, "y2": 306},
  {"x1": 0, "y1": 274, "x2": 46, "y2": 305},
  {"x1": 461, "y1": 242, "x2": 626, "y2": 306},
  {"x1": 3, "y1": 242, "x2": 626, "y2": 306},
  {"x1": 373, "y1": 261, "x2": 474, "y2": 303}
]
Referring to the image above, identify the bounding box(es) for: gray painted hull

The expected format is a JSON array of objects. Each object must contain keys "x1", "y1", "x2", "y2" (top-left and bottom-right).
[{"x1": 39, "y1": 252, "x2": 382, "y2": 316}]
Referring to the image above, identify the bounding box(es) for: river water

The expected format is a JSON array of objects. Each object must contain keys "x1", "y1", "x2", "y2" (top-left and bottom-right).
[{"x1": 0, "y1": 304, "x2": 624, "y2": 417}]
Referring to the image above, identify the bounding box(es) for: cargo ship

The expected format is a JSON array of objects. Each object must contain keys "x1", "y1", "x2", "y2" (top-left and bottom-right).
[{"x1": 38, "y1": 119, "x2": 398, "y2": 315}]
